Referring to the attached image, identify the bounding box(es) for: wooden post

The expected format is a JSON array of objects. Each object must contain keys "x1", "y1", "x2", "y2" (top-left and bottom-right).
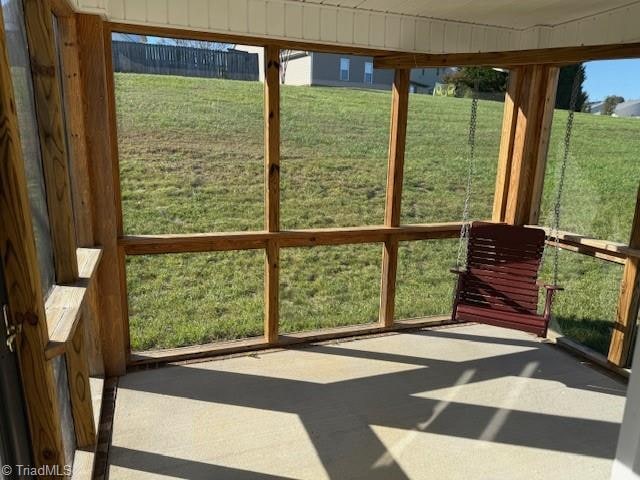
[
  {"x1": 609, "y1": 184, "x2": 640, "y2": 367},
  {"x1": 23, "y1": 0, "x2": 78, "y2": 284},
  {"x1": 529, "y1": 66, "x2": 560, "y2": 225},
  {"x1": 264, "y1": 45, "x2": 280, "y2": 343},
  {"x1": 76, "y1": 14, "x2": 127, "y2": 376},
  {"x1": 379, "y1": 69, "x2": 410, "y2": 327},
  {"x1": 57, "y1": 15, "x2": 95, "y2": 248},
  {"x1": 0, "y1": 9, "x2": 66, "y2": 471},
  {"x1": 65, "y1": 316, "x2": 96, "y2": 448},
  {"x1": 503, "y1": 65, "x2": 559, "y2": 226},
  {"x1": 492, "y1": 68, "x2": 523, "y2": 222}
]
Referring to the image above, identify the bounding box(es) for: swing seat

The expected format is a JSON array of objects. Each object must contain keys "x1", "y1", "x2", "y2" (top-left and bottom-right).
[{"x1": 451, "y1": 222, "x2": 561, "y2": 337}]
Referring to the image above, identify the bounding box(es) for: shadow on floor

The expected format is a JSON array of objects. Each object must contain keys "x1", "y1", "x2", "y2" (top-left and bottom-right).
[{"x1": 112, "y1": 329, "x2": 626, "y2": 479}]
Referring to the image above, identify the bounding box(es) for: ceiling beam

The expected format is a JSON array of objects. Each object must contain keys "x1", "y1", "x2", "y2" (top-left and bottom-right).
[{"x1": 374, "y1": 42, "x2": 640, "y2": 68}]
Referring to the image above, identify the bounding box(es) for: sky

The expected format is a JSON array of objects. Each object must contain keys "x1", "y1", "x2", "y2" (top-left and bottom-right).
[{"x1": 584, "y1": 60, "x2": 640, "y2": 102}]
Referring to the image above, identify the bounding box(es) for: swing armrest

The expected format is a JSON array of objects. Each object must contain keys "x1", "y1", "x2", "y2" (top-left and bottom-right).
[
  {"x1": 536, "y1": 281, "x2": 564, "y2": 291},
  {"x1": 450, "y1": 268, "x2": 466, "y2": 275}
]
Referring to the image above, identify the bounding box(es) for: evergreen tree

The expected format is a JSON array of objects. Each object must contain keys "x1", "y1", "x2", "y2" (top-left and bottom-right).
[{"x1": 555, "y1": 64, "x2": 588, "y2": 111}]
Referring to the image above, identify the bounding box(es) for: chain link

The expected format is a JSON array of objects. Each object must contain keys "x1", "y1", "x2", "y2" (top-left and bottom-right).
[
  {"x1": 456, "y1": 91, "x2": 479, "y2": 268},
  {"x1": 547, "y1": 69, "x2": 583, "y2": 286}
]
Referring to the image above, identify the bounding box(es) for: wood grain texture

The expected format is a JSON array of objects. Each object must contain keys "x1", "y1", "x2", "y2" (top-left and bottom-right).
[
  {"x1": 44, "y1": 247, "x2": 102, "y2": 359},
  {"x1": 24, "y1": 0, "x2": 78, "y2": 284},
  {"x1": 374, "y1": 42, "x2": 640, "y2": 69},
  {"x1": 264, "y1": 45, "x2": 280, "y2": 343},
  {"x1": 264, "y1": 44, "x2": 280, "y2": 232},
  {"x1": 609, "y1": 185, "x2": 640, "y2": 367},
  {"x1": 534, "y1": 226, "x2": 640, "y2": 259},
  {"x1": 505, "y1": 65, "x2": 556, "y2": 226},
  {"x1": 128, "y1": 316, "x2": 454, "y2": 367},
  {"x1": 0, "y1": 9, "x2": 66, "y2": 471},
  {"x1": 119, "y1": 223, "x2": 465, "y2": 255},
  {"x1": 57, "y1": 15, "x2": 95, "y2": 247},
  {"x1": 77, "y1": 14, "x2": 126, "y2": 376},
  {"x1": 65, "y1": 315, "x2": 96, "y2": 448},
  {"x1": 265, "y1": 239, "x2": 279, "y2": 343},
  {"x1": 380, "y1": 69, "x2": 409, "y2": 327},
  {"x1": 528, "y1": 66, "x2": 560, "y2": 225},
  {"x1": 492, "y1": 68, "x2": 522, "y2": 222}
]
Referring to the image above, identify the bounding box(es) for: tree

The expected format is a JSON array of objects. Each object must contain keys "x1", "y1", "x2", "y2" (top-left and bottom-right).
[
  {"x1": 442, "y1": 67, "x2": 508, "y2": 94},
  {"x1": 555, "y1": 64, "x2": 588, "y2": 111},
  {"x1": 602, "y1": 95, "x2": 625, "y2": 116}
]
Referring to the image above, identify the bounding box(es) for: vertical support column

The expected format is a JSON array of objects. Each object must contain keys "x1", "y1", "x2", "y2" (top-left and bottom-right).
[
  {"x1": 264, "y1": 45, "x2": 280, "y2": 344},
  {"x1": 379, "y1": 69, "x2": 410, "y2": 327},
  {"x1": 23, "y1": 0, "x2": 78, "y2": 284},
  {"x1": 65, "y1": 315, "x2": 96, "y2": 448},
  {"x1": 493, "y1": 68, "x2": 523, "y2": 222},
  {"x1": 609, "y1": 184, "x2": 640, "y2": 367},
  {"x1": 77, "y1": 14, "x2": 126, "y2": 376},
  {"x1": 58, "y1": 14, "x2": 95, "y2": 248},
  {"x1": 529, "y1": 66, "x2": 560, "y2": 225},
  {"x1": 0, "y1": 9, "x2": 66, "y2": 471},
  {"x1": 503, "y1": 65, "x2": 559, "y2": 226}
]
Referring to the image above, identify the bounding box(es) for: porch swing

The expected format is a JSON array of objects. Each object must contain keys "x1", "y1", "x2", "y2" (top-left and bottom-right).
[{"x1": 449, "y1": 70, "x2": 583, "y2": 337}]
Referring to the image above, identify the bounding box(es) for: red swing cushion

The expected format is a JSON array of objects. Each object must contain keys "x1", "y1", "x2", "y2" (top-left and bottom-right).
[{"x1": 453, "y1": 222, "x2": 548, "y2": 336}]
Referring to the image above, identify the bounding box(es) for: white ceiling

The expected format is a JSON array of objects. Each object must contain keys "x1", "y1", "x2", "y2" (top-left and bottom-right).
[
  {"x1": 71, "y1": 0, "x2": 640, "y2": 54},
  {"x1": 301, "y1": 0, "x2": 638, "y2": 30}
]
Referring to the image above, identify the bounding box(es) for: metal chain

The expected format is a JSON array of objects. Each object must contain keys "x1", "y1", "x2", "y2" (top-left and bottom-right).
[
  {"x1": 548, "y1": 69, "x2": 583, "y2": 286},
  {"x1": 456, "y1": 87, "x2": 479, "y2": 268}
]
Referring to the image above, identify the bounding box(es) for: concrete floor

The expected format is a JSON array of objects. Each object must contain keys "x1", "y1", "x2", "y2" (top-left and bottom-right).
[{"x1": 107, "y1": 324, "x2": 627, "y2": 479}]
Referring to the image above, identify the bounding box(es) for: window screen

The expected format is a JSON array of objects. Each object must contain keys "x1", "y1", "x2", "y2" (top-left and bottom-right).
[
  {"x1": 364, "y1": 61, "x2": 373, "y2": 84},
  {"x1": 3, "y1": 0, "x2": 56, "y2": 298},
  {"x1": 340, "y1": 57, "x2": 350, "y2": 81}
]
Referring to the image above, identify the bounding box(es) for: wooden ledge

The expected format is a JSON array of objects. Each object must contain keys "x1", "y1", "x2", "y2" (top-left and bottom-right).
[
  {"x1": 534, "y1": 226, "x2": 640, "y2": 261},
  {"x1": 45, "y1": 247, "x2": 102, "y2": 359},
  {"x1": 128, "y1": 316, "x2": 454, "y2": 367},
  {"x1": 119, "y1": 222, "x2": 465, "y2": 255}
]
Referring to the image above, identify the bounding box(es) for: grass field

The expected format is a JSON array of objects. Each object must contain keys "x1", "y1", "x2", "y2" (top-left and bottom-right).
[{"x1": 115, "y1": 73, "x2": 640, "y2": 354}]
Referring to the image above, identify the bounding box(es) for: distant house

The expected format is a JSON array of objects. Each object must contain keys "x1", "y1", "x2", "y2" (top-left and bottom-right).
[
  {"x1": 613, "y1": 100, "x2": 640, "y2": 118},
  {"x1": 586, "y1": 101, "x2": 605, "y2": 114},
  {"x1": 235, "y1": 46, "x2": 450, "y2": 93}
]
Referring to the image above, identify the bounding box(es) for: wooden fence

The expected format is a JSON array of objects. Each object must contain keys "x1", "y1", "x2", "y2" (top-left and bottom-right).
[{"x1": 112, "y1": 41, "x2": 259, "y2": 81}]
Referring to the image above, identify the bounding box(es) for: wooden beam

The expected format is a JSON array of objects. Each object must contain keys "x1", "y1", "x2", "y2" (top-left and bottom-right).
[
  {"x1": 374, "y1": 42, "x2": 640, "y2": 69},
  {"x1": 504, "y1": 65, "x2": 558, "y2": 226},
  {"x1": 264, "y1": 45, "x2": 280, "y2": 344},
  {"x1": 535, "y1": 226, "x2": 640, "y2": 260},
  {"x1": 0, "y1": 8, "x2": 66, "y2": 470},
  {"x1": 128, "y1": 316, "x2": 455, "y2": 367},
  {"x1": 65, "y1": 315, "x2": 96, "y2": 448},
  {"x1": 529, "y1": 66, "x2": 560, "y2": 224},
  {"x1": 609, "y1": 184, "x2": 640, "y2": 367},
  {"x1": 492, "y1": 68, "x2": 523, "y2": 222},
  {"x1": 120, "y1": 223, "x2": 464, "y2": 255},
  {"x1": 380, "y1": 69, "x2": 410, "y2": 327},
  {"x1": 76, "y1": 14, "x2": 126, "y2": 376},
  {"x1": 57, "y1": 15, "x2": 95, "y2": 247},
  {"x1": 24, "y1": 0, "x2": 78, "y2": 284},
  {"x1": 44, "y1": 247, "x2": 102, "y2": 359}
]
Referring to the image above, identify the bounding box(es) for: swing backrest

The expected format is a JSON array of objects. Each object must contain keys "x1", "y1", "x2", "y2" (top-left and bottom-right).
[{"x1": 459, "y1": 222, "x2": 546, "y2": 315}]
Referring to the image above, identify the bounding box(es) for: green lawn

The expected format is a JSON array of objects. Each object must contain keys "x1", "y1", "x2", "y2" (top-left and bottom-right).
[{"x1": 115, "y1": 73, "x2": 640, "y2": 354}]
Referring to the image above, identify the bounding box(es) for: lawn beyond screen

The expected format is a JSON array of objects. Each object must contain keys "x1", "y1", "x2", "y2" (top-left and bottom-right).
[
  {"x1": 401, "y1": 93, "x2": 502, "y2": 224},
  {"x1": 114, "y1": 38, "x2": 264, "y2": 234}
]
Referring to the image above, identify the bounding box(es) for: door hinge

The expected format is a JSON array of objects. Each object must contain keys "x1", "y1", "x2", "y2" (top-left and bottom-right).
[{"x1": 3, "y1": 304, "x2": 20, "y2": 353}]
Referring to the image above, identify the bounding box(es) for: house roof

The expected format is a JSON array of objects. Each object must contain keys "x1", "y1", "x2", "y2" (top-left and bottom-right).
[
  {"x1": 614, "y1": 100, "x2": 640, "y2": 117},
  {"x1": 69, "y1": 0, "x2": 640, "y2": 55}
]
